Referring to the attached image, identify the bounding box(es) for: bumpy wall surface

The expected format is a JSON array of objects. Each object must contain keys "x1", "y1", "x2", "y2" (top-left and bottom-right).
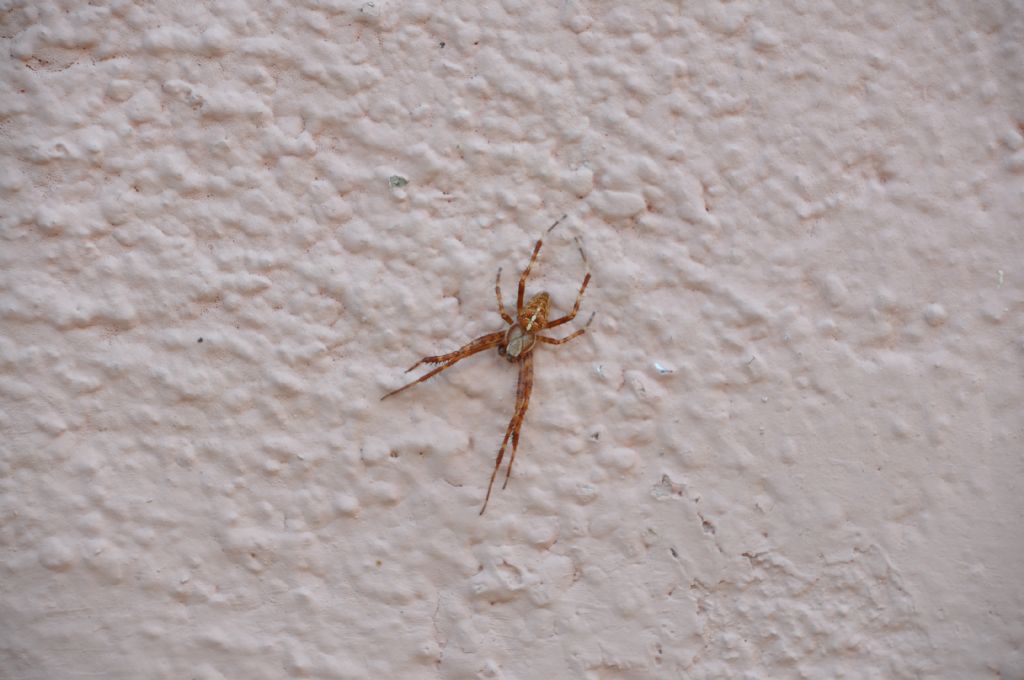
[{"x1": 2, "y1": 1, "x2": 1022, "y2": 678}]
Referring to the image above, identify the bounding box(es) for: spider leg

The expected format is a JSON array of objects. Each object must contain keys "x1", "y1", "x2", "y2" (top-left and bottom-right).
[
  {"x1": 501, "y1": 350, "x2": 534, "y2": 490},
  {"x1": 517, "y1": 240, "x2": 543, "y2": 313},
  {"x1": 544, "y1": 273, "x2": 591, "y2": 329},
  {"x1": 543, "y1": 238, "x2": 591, "y2": 329},
  {"x1": 538, "y1": 312, "x2": 595, "y2": 345},
  {"x1": 401, "y1": 330, "x2": 505, "y2": 373},
  {"x1": 495, "y1": 267, "x2": 514, "y2": 325},
  {"x1": 381, "y1": 330, "x2": 505, "y2": 400},
  {"x1": 480, "y1": 425, "x2": 514, "y2": 515},
  {"x1": 516, "y1": 214, "x2": 567, "y2": 312},
  {"x1": 480, "y1": 351, "x2": 534, "y2": 514}
]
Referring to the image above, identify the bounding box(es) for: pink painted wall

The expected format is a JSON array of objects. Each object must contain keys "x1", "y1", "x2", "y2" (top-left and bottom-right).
[{"x1": 2, "y1": 1, "x2": 1022, "y2": 677}]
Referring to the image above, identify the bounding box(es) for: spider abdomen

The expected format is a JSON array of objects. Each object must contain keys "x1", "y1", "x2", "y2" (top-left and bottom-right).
[{"x1": 519, "y1": 292, "x2": 550, "y2": 331}]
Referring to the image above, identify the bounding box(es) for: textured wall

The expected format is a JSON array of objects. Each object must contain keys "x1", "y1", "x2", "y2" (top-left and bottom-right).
[{"x1": 2, "y1": 1, "x2": 1023, "y2": 678}]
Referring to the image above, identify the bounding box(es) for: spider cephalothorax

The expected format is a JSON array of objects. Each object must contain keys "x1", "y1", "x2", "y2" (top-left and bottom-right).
[
  {"x1": 381, "y1": 216, "x2": 593, "y2": 514},
  {"x1": 499, "y1": 292, "x2": 550, "y2": 361}
]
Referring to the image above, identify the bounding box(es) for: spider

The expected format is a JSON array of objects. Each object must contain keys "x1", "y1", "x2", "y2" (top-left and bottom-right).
[{"x1": 381, "y1": 216, "x2": 594, "y2": 514}]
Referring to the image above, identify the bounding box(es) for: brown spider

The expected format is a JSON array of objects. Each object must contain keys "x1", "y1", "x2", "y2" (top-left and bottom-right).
[{"x1": 381, "y1": 216, "x2": 594, "y2": 514}]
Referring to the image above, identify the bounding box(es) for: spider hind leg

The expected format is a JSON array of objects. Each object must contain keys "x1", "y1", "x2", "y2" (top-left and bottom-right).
[
  {"x1": 516, "y1": 214, "x2": 568, "y2": 312},
  {"x1": 495, "y1": 267, "x2": 514, "y2": 325}
]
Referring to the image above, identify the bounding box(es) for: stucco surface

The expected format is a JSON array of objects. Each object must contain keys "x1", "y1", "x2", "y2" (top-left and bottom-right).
[{"x1": 2, "y1": 1, "x2": 1023, "y2": 678}]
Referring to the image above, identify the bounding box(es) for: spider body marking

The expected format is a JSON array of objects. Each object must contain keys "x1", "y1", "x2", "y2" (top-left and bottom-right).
[{"x1": 381, "y1": 216, "x2": 593, "y2": 514}]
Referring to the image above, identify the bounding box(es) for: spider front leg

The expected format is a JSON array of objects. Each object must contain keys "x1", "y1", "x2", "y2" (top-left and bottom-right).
[
  {"x1": 480, "y1": 351, "x2": 534, "y2": 514},
  {"x1": 381, "y1": 330, "x2": 505, "y2": 400},
  {"x1": 401, "y1": 330, "x2": 506, "y2": 373},
  {"x1": 501, "y1": 351, "x2": 534, "y2": 491}
]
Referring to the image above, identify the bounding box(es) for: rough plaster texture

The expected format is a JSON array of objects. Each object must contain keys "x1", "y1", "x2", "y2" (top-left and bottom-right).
[{"x1": 1, "y1": 1, "x2": 1023, "y2": 678}]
